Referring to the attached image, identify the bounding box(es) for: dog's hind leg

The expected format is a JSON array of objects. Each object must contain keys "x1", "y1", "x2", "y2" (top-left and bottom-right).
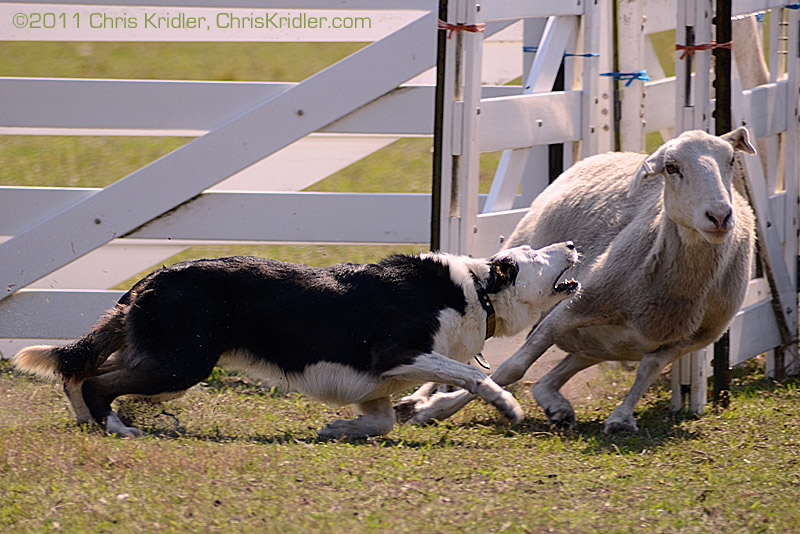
[
  {"x1": 81, "y1": 353, "x2": 215, "y2": 438},
  {"x1": 383, "y1": 352, "x2": 523, "y2": 426},
  {"x1": 317, "y1": 397, "x2": 396, "y2": 440},
  {"x1": 63, "y1": 381, "x2": 93, "y2": 426},
  {"x1": 62, "y1": 352, "x2": 128, "y2": 428}
]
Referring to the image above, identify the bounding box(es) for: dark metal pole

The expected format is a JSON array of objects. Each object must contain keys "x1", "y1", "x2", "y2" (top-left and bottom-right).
[
  {"x1": 712, "y1": 0, "x2": 732, "y2": 408},
  {"x1": 611, "y1": 0, "x2": 621, "y2": 151},
  {"x1": 713, "y1": 0, "x2": 732, "y2": 135},
  {"x1": 430, "y1": 0, "x2": 448, "y2": 252}
]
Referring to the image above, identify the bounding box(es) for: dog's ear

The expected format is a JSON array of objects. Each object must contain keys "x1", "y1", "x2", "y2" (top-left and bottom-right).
[{"x1": 486, "y1": 258, "x2": 518, "y2": 293}]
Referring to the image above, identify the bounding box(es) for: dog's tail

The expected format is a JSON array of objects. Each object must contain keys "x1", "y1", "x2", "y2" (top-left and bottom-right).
[{"x1": 12, "y1": 304, "x2": 128, "y2": 383}]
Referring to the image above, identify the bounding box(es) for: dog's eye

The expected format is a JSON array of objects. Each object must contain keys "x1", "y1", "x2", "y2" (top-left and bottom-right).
[{"x1": 664, "y1": 163, "x2": 679, "y2": 175}]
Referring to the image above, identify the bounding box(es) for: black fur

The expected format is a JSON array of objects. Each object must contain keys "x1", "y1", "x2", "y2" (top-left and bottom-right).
[{"x1": 49, "y1": 255, "x2": 472, "y2": 424}]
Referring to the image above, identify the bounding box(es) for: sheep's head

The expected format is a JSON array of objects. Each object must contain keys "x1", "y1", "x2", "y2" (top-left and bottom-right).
[{"x1": 627, "y1": 127, "x2": 756, "y2": 244}]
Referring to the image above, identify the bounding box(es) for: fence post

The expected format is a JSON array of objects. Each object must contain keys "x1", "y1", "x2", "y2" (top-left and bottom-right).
[
  {"x1": 431, "y1": 0, "x2": 449, "y2": 252},
  {"x1": 712, "y1": 0, "x2": 733, "y2": 407}
]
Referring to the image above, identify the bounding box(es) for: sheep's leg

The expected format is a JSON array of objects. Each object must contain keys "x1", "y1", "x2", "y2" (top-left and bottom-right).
[
  {"x1": 603, "y1": 348, "x2": 679, "y2": 433},
  {"x1": 531, "y1": 353, "x2": 598, "y2": 428}
]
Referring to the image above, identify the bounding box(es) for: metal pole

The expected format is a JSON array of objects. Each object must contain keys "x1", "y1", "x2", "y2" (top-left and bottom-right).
[
  {"x1": 712, "y1": 0, "x2": 732, "y2": 407},
  {"x1": 430, "y1": 0, "x2": 448, "y2": 251},
  {"x1": 713, "y1": 0, "x2": 732, "y2": 135},
  {"x1": 611, "y1": 0, "x2": 621, "y2": 151}
]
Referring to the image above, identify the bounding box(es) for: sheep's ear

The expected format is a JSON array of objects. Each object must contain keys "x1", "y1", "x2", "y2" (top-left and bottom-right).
[
  {"x1": 628, "y1": 151, "x2": 663, "y2": 198},
  {"x1": 722, "y1": 126, "x2": 756, "y2": 155},
  {"x1": 486, "y1": 257, "x2": 519, "y2": 293}
]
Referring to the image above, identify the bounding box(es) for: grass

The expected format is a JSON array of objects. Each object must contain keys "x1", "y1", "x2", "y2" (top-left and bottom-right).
[
  {"x1": 2, "y1": 30, "x2": 799, "y2": 534},
  {"x1": 1, "y1": 358, "x2": 799, "y2": 533},
  {"x1": 0, "y1": 42, "x2": 367, "y2": 82}
]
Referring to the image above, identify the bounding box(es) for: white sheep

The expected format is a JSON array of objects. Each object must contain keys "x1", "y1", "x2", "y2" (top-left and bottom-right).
[{"x1": 406, "y1": 128, "x2": 757, "y2": 433}]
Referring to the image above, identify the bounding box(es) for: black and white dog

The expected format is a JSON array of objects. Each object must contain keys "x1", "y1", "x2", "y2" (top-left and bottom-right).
[{"x1": 12, "y1": 243, "x2": 579, "y2": 439}]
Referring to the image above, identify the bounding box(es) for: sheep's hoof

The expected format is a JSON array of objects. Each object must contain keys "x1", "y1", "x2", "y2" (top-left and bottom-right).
[
  {"x1": 603, "y1": 416, "x2": 639, "y2": 434},
  {"x1": 544, "y1": 406, "x2": 576, "y2": 429}
]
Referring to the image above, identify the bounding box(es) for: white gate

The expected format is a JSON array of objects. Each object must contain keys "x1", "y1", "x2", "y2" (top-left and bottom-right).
[{"x1": 435, "y1": 0, "x2": 799, "y2": 411}]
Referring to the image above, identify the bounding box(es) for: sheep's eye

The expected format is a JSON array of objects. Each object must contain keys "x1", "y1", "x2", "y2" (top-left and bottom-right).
[
  {"x1": 729, "y1": 157, "x2": 735, "y2": 167},
  {"x1": 664, "y1": 163, "x2": 679, "y2": 175}
]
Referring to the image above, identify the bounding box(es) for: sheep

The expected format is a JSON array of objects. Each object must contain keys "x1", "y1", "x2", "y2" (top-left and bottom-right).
[{"x1": 404, "y1": 127, "x2": 757, "y2": 433}]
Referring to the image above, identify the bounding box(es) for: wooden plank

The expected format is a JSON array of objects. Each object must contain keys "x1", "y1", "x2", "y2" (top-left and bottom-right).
[
  {"x1": 132, "y1": 192, "x2": 431, "y2": 243},
  {"x1": 732, "y1": 0, "x2": 794, "y2": 17},
  {"x1": 618, "y1": 0, "x2": 646, "y2": 151},
  {"x1": 0, "y1": 79, "x2": 291, "y2": 131},
  {"x1": 643, "y1": 0, "x2": 677, "y2": 35},
  {"x1": 481, "y1": 0, "x2": 584, "y2": 21},
  {"x1": 728, "y1": 299, "x2": 783, "y2": 365},
  {"x1": 0, "y1": 290, "x2": 125, "y2": 339},
  {"x1": 783, "y1": 7, "x2": 800, "y2": 374},
  {"x1": 0, "y1": 11, "x2": 438, "y2": 302},
  {"x1": 741, "y1": 81, "x2": 789, "y2": 139},
  {"x1": 484, "y1": 16, "x2": 577, "y2": 214},
  {"x1": 0, "y1": 79, "x2": 518, "y2": 135},
  {"x1": 644, "y1": 77, "x2": 677, "y2": 132},
  {"x1": 740, "y1": 150, "x2": 798, "y2": 361},
  {"x1": 479, "y1": 92, "x2": 582, "y2": 152},
  {"x1": 14, "y1": 239, "x2": 187, "y2": 290},
  {"x1": 582, "y1": 0, "x2": 615, "y2": 156},
  {"x1": 0, "y1": 188, "x2": 431, "y2": 244},
  {"x1": 472, "y1": 209, "x2": 529, "y2": 258}
]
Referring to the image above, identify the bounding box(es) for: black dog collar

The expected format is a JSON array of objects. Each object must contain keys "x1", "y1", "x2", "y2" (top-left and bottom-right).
[{"x1": 471, "y1": 273, "x2": 496, "y2": 340}]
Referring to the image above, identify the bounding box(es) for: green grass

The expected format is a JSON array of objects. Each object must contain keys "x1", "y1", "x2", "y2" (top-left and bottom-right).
[
  {"x1": 0, "y1": 42, "x2": 366, "y2": 81},
  {"x1": 2, "y1": 358, "x2": 799, "y2": 533}
]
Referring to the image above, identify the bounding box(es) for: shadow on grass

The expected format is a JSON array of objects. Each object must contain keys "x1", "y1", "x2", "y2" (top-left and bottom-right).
[{"x1": 106, "y1": 359, "x2": 797, "y2": 452}]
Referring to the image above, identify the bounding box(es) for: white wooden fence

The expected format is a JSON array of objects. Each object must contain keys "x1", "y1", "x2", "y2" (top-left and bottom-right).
[
  {"x1": 1, "y1": 0, "x2": 798, "y2": 414},
  {"x1": 434, "y1": 0, "x2": 799, "y2": 411}
]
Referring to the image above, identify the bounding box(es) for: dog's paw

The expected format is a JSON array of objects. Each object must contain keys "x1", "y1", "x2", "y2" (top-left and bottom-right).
[
  {"x1": 493, "y1": 389, "x2": 524, "y2": 426},
  {"x1": 317, "y1": 415, "x2": 393, "y2": 440},
  {"x1": 317, "y1": 422, "x2": 359, "y2": 441},
  {"x1": 104, "y1": 413, "x2": 145, "y2": 438}
]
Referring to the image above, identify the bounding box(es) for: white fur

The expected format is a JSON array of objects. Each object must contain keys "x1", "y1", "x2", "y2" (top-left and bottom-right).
[{"x1": 63, "y1": 382, "x2": 93, "y2": 426}]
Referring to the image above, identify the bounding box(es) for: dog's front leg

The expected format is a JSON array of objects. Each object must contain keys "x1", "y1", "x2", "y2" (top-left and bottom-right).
[{"x1": 383, "y1": 352, "x2": 523, "y2": 426}]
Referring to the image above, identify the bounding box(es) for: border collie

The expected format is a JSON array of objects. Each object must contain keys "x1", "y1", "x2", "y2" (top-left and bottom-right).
[{"x1": 12, "y1": 243, "x2": 579, "y2": 439}]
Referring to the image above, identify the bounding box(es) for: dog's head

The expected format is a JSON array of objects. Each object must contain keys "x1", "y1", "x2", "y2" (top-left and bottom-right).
[{"x1": 488, "y1": 242, "x2": 580, "y2": 309}]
